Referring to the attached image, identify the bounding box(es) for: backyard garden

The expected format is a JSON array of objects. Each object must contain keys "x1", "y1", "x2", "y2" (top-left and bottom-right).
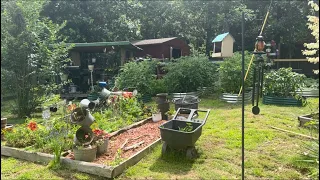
[{"x1": 1, "y1": 0, "x2": 319, "y2": 179}]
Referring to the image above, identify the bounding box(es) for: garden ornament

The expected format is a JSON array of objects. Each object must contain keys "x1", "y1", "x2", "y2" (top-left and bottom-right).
[{"x1": 252, "y1": 35, "x2": 266, "y2": 115}]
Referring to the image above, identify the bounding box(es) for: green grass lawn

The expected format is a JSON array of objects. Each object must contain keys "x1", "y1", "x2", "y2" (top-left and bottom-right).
[{"x1": 1, "y1": 96, "x2": 319, "y2": 179}]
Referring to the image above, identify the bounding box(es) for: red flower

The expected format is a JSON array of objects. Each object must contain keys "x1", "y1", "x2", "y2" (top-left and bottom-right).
[
  {"x1": 123, "y1": 92, "x2": 132, "y2": 98},
  {"x1": 93, "y1": 128, "x2": 109, "y2": 139},
  {"x1": 27, "y1": 121, "x2": 37, "y2": 131}
]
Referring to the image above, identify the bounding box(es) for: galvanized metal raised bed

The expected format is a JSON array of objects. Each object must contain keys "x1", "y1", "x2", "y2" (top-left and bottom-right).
[
  {"x1": 220, "y1": 91, "x2": 252, "y2": 104},
  {"x1": 262, "y1": 95, "x2": 303, "y2": 106},
  {"x1": 296, "y1": 88, "x2": 319, "y2": 98}
]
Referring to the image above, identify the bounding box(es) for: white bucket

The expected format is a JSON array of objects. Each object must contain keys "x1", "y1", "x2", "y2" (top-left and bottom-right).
[{"x1": 152, "y1": 113, "x2": 162, "y2": 122}]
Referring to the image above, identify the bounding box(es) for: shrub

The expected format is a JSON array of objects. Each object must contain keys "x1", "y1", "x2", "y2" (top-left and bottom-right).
[
  {"x1": 115, "y1": 61, "x2": 157, "y2": 96},
  {"x1": 303, "y1": 78, "x2": 319, "y2": 89},
  {"x1": 163, "y1": 54, "x2": 218, "y2": 93},
  {"x1": 263, "y1": 67, "x2": 306, "y2": 97},
  {"x1": 218, "y1": 51, "x2": 254, "y2": 93}
]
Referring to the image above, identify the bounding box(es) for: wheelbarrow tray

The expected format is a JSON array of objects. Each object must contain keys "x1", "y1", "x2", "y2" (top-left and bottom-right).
[{"x1": 159, "y1": 119, "x2": 203, "y2": 149}]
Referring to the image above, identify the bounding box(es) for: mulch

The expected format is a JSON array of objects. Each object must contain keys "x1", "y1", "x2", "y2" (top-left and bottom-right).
[{"x1": 66, "y1": 119, "x2": 166, "y2": 165}]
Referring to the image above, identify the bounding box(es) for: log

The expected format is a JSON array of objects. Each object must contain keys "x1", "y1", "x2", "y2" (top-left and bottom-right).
[
  {"x1": 270, "y1": 126, "x2": 318, "y2": 140},
  {"x1": 123, "y1": 141, "x2": 144, "y2": 151}
]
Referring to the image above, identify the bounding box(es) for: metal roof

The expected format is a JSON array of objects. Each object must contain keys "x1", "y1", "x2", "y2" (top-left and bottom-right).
[
  {"x1": 65, "y1": 41, "x2": 142, "y2": 52},
  {"x1": 132, "y1": 37, "x2": 177, "y2": 46},
  {"x1": 212, "y1": 32, "x2": 235, "y2": 43}
]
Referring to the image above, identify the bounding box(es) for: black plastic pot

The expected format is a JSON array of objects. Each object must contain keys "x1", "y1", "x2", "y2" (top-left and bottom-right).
[{"x1": 156, "y1": 93, "x2": 170, "y2": 120}]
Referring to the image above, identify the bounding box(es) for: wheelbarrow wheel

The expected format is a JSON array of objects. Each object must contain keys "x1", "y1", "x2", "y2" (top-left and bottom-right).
[
  {"x1": 186, "y1": 147, "x2": 196, "y2": 159},
  {"x1": 161, "y1": 142, "x2": 168, "y2": 156}
]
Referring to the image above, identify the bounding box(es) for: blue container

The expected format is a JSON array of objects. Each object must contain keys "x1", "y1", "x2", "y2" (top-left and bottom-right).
[{"x1": 99, "y1": 82, "x2": 107, "y2": 88}]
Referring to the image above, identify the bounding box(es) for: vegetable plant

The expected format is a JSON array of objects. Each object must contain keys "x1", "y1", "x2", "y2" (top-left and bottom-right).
[
  {"x1": 263, "y1": 67, "x2": 306, "y2": 97},
  {"x1": 218, "y1": 51, "x2": 254, "y2": 93},
  {"x1": 178, "y1": 122, "x2": 193, "y2": 132},
  {"x1": 164, "y1": 54, "x2": 218, "y2": 93}
]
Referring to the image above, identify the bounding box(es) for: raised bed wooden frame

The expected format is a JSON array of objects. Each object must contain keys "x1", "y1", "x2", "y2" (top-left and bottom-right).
[{"x1": 1, "y1": 117, "x2": 162, "y2": 178}]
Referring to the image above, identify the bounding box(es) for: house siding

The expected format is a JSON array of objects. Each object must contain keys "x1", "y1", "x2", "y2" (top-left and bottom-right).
[{"x1": 134, "y1": 38, "x2": 190, "y2": 59}]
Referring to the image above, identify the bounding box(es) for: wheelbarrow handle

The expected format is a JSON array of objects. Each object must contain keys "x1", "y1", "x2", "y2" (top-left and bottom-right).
[{"x1": 201, "y1": 109, "x2": 211, "y2": 125}]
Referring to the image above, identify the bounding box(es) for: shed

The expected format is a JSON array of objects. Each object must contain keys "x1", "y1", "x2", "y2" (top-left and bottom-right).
[
  {"x1": 66, "y1": 41, "x2": 142, "y2": 66},
  {"x1": 60, "y1": 41, "x2": 142, "y2": 99},
  {"x1": 132, "y1": 37, "x2": 190, "y2": 60},
  {"x1": 211, "y1": 32, "x2": 235, "y2": 58}
]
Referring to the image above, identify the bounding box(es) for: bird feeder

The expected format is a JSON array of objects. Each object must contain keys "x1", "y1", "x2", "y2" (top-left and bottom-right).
[{"x1": 211, "y1": 32, "x2": 235, "y2": 58}]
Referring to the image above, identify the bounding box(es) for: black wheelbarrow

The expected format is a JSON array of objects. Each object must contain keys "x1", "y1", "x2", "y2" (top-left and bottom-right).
[{"x1": 159, "y1": 108, "x2": 210, "y2": 158}]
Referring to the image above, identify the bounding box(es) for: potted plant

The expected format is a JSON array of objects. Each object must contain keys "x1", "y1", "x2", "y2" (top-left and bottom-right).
[
  {"x1": 263, "y1": 68, "x2": 306, "y2": 106},
  {"x1": 151, "y1": 105, "x2": 162, "y2": 122},
  {"x1": 93, "y1": 128, "x2": 110, "y2": 155},
  {"x1": 74, "y1": 127, "x2": 94, "y2": 145},
  {"x1": 73, "y1": 144, "x2": 97, "y2": 162},
  {"x1": 70, "y1": 107, "x2": 95, "y2": 126}
]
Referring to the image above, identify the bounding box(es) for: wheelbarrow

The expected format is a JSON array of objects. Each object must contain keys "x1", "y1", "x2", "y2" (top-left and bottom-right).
[{"x1": 159, "y1": 108, "x2": 210, "y2": 158}]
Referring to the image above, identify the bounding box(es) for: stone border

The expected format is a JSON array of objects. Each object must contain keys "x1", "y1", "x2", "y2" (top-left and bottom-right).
[{"x1": 1, "y1": 117, "x2": 163, "y2": 178}]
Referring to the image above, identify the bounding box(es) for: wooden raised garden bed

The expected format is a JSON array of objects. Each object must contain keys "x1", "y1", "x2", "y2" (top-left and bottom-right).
[
  {"x1": 262, "y1": 95, "x2": 302, "y2": 106},
  {"x1": 1, "y1": 118, "x2": 165, "y2": 178}
]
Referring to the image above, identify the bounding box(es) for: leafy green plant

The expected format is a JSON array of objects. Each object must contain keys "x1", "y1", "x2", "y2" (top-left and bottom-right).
[
  {"x1": 115, "y1": 61, "x2": 157, "y2": 96},
  {"x1": 263, "y1": 67, "x2": 306, "y2": 97},
  {"x1": 1, "y1": 1, "x2": 72, "y2": 117},
  {"x1": 47, "y1": 137, "x2": 63, "y2": 170},
  {"x1": 303, "y1": 78, "x2": 319, "y2": 89},
  {"x1": 178, "y1": 122, "x2": 193, "y2": 132},
  {"x1": 163, "y1": 54, "x2": 218, "y2": 93},
  {"x1": 150, "y1": 105, "x2": 160, "y2": 114},
  {"x1": 4, "y1": 124, "x2": 37, "y2": 148},
  {"x1": 218, "y1": 51, "x2": 254, "y2": 93}
]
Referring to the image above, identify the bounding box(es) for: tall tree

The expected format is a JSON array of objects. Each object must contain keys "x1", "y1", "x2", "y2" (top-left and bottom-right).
[
  {"x1": 302, "y1": 1, "x2": 319, "y2": 74},
  {"x1": 1, "y1": 0, "x2": 71, "y2": 117}
]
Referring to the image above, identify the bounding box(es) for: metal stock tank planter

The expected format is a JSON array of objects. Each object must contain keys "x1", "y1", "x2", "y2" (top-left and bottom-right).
[
  {"x1": 262, "y1": 95, "x2": 303, "y2": 106},
  {"x1": 159, "y1": 108, "x2": 210, "y2": 158}
]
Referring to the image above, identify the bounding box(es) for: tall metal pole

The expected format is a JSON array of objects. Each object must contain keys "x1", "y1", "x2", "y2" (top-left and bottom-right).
[{"x1": 241, "y1": 9, "x2": 245, "y2": 180}]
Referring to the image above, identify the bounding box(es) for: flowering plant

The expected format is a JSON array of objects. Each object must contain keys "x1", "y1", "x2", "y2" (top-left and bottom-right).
[
  {"x1": 93, "y1": 128, "x2": 110, "y2": 140},
  {"x1": 93, "y1": 128, "x2": 110, "y2": 146},
  {"x1": 27, "y1": 121, "x2": 37, "y2": 131},
  {"x1": 67, "y1": 104, "x2": 77, "y2": 112}
]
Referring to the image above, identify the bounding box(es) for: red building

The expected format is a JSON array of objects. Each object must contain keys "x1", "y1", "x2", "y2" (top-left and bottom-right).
[{"x1": 132, "y1": 37, "x2": 190, "y2": 59}]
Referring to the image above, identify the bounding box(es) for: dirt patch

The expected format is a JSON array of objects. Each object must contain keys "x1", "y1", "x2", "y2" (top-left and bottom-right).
[{"x1": 66, "y1": 120, "x2": 165, "y2": 165}]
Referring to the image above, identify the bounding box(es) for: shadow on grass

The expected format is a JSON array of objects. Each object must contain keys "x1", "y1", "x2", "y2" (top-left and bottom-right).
[{"x1": 148, "y1": 147, "x2": 204, "y2": 175}]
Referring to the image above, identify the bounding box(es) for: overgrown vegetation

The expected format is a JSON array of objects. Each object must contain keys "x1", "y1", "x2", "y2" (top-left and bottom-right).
[
  {"x1": 115, "y1": 61, "x2": 159, "y2": 96},
  {"x1": 163, "y1": 54, "x2": 218, "y2": 93},
  {"x1": 218, "y1": 51, "x2": 254, "y2": 93},
  {"x1": 263, "y1": 67, "x2": 306, "y2": 97},
  {"x1": 1, "y1": 0, "x2": 71, "y2": 117}
]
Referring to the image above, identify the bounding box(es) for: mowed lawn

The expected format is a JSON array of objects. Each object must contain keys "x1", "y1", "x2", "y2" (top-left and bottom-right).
[{"x1": 1, "y1": 97, "x2": 319, "y2": 179}]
